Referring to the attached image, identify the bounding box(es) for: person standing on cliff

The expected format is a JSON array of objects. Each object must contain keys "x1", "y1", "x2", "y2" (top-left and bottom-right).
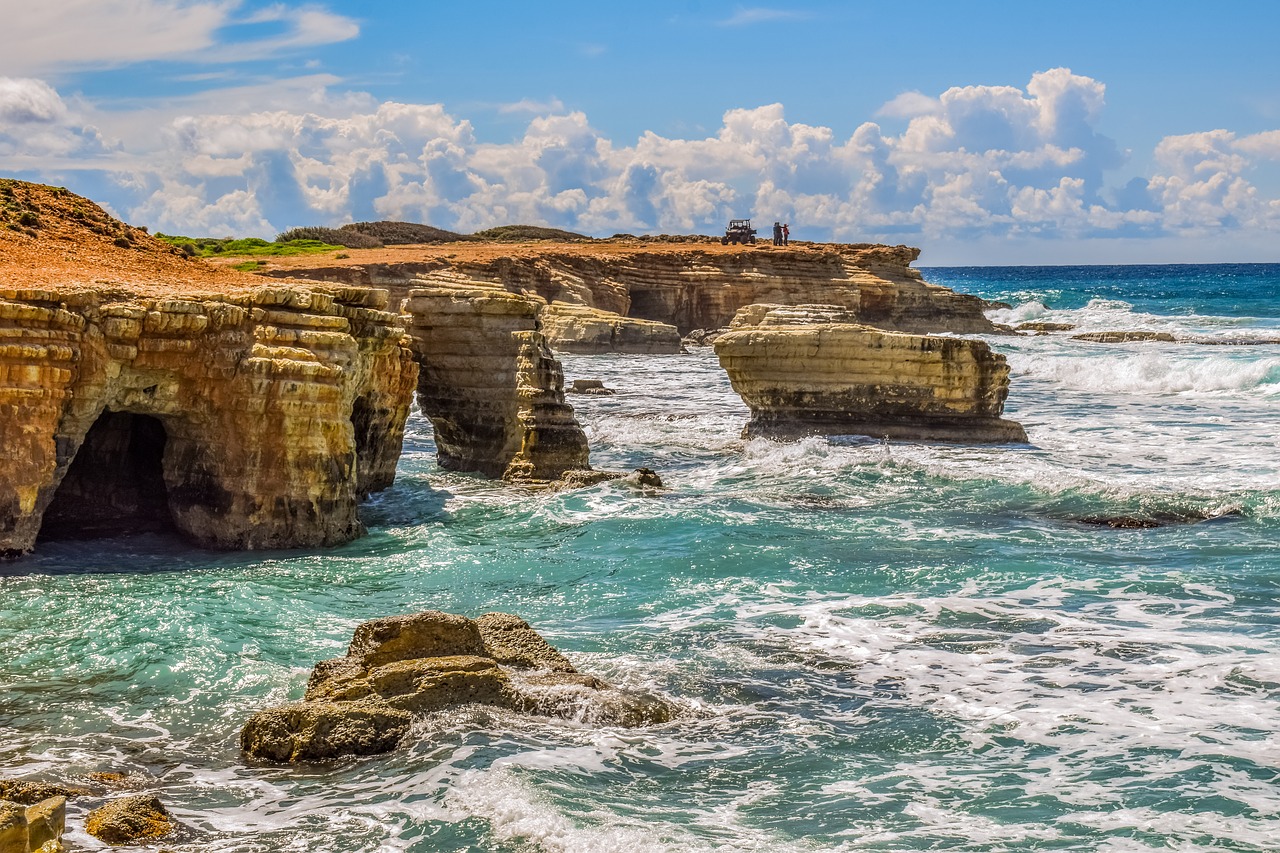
[
  {"x1": 773, "y1": 222, "x2": 783, "y2": 245},
  {"x1": 782, "y1": 223, "x2": 790, "y2": 245}
]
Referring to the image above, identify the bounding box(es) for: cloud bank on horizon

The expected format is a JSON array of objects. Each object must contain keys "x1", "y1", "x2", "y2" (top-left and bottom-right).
[{"x1": 1, "y1": 1, "x2": 1278, "y2": 264}]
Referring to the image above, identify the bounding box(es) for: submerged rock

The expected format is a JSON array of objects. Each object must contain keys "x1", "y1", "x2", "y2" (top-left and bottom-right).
[
  {"x1": 242, "y1": 610, "x2": 676, "y2": 764},
  {"x1": 84, "y1": 795, "x2": 173, "y2": 845}
]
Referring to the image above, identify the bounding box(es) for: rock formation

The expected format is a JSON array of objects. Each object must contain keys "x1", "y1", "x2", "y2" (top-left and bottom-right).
[
  {"x1": 402, "y1": 283, "x2": 591, "y2": 480},
  {"x1": 713, "y1": 304, "x2": 1027, "y2": 443},
  {"x1": 0, "y1": 795, "x2": 64, "y2": 853},
  {"x1": 538, "y1": 302, "x2": 683, "y2": 354},
  {"x1": 1071, "y1": 331, "x2": 1175, "y2": 343},
  {"x1": 254, "y1": 240, "x2": 999, "y2": 340},
  {"x1": 242, "y1": 610, "x2": 675, "y2": 763},
  {"x1": 0, "y1": 181, "x2": 417, "y2": 556},
  {"x1": 85, "y1": 795, "x2": 174, "y2": 845}
]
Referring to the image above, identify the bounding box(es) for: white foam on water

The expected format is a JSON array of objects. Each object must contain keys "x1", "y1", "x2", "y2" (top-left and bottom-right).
[
  {"x1": 1010, "y1": 348, "x2": 1280, "y2": 396},
  {"x1": 440, "y1": 765, "x2": 839, "y2": 853}
]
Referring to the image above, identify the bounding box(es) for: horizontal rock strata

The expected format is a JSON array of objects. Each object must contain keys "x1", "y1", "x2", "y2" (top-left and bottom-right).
[
  {"x1": 538, "y1": 303, "x2": 682, "y2": 354},
  {"x1": 402, "y1": 283, "x2": 591, "y2": 480},
  {"x1": 255, "y1": 241, "x2": 999, "y2": 339},
  {"x1": 242, "y1": 610, "x2": 674, "y2": 763},
  {"x1": 0, "y1": 182, "x2": 419, "y2": 556},
  {"x1": 714, "y1": 304, "x2": 1027, "y2": 443}
]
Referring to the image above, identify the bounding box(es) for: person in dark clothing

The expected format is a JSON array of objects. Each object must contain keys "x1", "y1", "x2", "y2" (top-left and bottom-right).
[
  {"x1": 782, "y1": 223, "x2": 790, "y2": 245},
  {"x1": 772, "y1": 221, "x2": 783, "y2": 245}
]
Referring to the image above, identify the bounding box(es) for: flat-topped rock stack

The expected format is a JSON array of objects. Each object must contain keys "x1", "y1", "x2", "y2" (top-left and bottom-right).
[{"x1": 714, "y1": 304, "x2": 1027, "y2": 444}]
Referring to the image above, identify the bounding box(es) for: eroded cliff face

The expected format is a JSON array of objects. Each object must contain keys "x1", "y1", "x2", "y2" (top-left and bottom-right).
[
  {"x1": 402, "y1": 283, "x2": 590, "y2": 480},
  {"x1": 0, "y1": 181, "x2": 417, "y2": 556},
  {"x1": 713, "y1": 304, "x2": 1026, "y2": 444},
  {"x1": 0, "y1": 286, "x2": 417, "y2": 556},
  {"x1": 255, "y1": 241, "x2": 997, "y2": 340}
]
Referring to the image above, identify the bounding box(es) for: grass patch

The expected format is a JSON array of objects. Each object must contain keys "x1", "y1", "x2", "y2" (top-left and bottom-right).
[{"x1": 156, "y1": 234, "x2": 347, "y2": 257}]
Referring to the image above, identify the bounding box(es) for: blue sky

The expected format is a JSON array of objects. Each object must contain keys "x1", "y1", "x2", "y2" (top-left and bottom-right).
[{"x1": 2, "y1": 0, "x2": 1278, "y2": 264}]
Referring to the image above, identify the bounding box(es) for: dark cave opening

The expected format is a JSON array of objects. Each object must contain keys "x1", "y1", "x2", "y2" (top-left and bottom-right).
[{"x1": 39, "y1": 411, "x2": 177, "y2": 541}]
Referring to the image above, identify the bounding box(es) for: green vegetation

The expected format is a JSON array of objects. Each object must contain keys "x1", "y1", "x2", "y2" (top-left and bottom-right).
[
  {"x1": 341, "y1": 220, "x2": 463, "y2": 244},
  {"x1": 155, "y1": 234, "x2": 349, "y2": 257},
  {"x1": 471, "y1": 224, "x2": 590, "y2": 242},
  {"x1": 275, "y1": 226, "x2": 383, "y2": 249}
]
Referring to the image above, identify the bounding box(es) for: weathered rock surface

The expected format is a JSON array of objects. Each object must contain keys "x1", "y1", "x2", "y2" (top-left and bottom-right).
[
  {"x1": 239, "y1": 701, "x2": 413, "y2": 763},
  {"x1": 1071, "y1": 330, "x2": 1175, "y2": 343},
  {"x1": 242, "y1": 610, "x2": 676, "y2": 763},
  {"x1": 539, "y1": 303, "x2": 683, "y2": 354},
  {"x1": 0, "y1": 285, "x2": 417, "y2": 555},
  {"x1": 1015, "y1": 321, "x2": 1076, "y2": 333},
  {"x1": 84, "y1": 795, "x2": 173, "y2": 845},
  {"x1": 567, "y1": 379, "x2": 615, "y2": 395},
  {"x1": 714, "y1": 304, "x2": 1027, "y2": 443},
  {"x1": 0, "y1": 784, "x2": 82, "y2": 807},
  {"x1": 253, "y1": 241, "x2": 998, "y2": 337},
  {"x1": 403, "y1": 284, "x2": 591, "y2": 480},
  {"x1": 0, "y1": 182, "x2": 418, "y2": 557},
  {"x1": 20, "y1": 798, "x2": 62, "y2": 852}
]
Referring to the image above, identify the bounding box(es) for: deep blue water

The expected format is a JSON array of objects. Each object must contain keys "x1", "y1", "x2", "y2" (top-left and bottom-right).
[{"x1": 2, "y1": 265, "x2": 1279, "y2": 851}]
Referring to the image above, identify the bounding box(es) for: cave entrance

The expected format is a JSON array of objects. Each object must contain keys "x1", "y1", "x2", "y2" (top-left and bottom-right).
[
  {"x1": 626, "y1": 288, "x2": 674, "y2": 326},
  {"x1": 39, "y1": 411, "x2": 177, "y2": 541}
]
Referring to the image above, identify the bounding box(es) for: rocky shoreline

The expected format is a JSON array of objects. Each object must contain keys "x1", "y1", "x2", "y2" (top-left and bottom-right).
[{"x1": 1, "y1": 181, "x2": 1023, "y2": 558}]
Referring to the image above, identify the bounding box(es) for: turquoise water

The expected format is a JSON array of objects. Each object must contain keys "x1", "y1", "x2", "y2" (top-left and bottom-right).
[{"x1": 3, "y1": 264, "x2": 1280, "y2": 851}]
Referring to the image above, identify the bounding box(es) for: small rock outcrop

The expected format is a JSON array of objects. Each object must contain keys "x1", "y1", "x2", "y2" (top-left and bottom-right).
[
  {"x1": 242, "y1": 610, "x2": 674, "y2": 763},
  {"x1": 403, "y1": 284, "x2": 591, "y2": 480},
  {"x1": 713, "y1": 304, "x2": 1027, "y2": 443},
  {"x1": 538, "y1": 303, "x2": 683, "y2": 354},
  {"x1": 567, "y1": 379, "x2": 615, "y2": 395},
  {"x1": 84, "y1": 795, "x2": 173, "y2": 845},
  {"x1": 1071, "y1": 331, "x2": 1175, "y2": 343}
]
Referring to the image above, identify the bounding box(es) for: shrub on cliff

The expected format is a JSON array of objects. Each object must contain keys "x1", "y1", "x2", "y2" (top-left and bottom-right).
[
  {"x1": 471, "y1": 224, "x2": 591, "y2": 242},
  {"x1": 156, "y1": 234, "x2": 353, "y2": 257},
  {"x1": 275, "y1": 227, "x2": 384, "y2": 249},
  {"x1": 341, "y1": 220, "x2": 465, "y2": 244}
]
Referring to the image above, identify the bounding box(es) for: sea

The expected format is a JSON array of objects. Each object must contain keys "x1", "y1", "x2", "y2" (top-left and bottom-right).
[{"x1": 2, "y1": 263, "x2": 1279, "y2": 852}]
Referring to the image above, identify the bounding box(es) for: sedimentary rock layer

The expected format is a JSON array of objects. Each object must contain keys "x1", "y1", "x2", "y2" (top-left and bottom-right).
[
  {"x1": 538, "y1": 302, "x2": 683, "y2": 354},
  {"x1": 0, "y1": 285, "x2": 417, "y2": 555},
  {"x1": 256, "y1": 241, "x2": 998, "y2": 338},
  {"x1": 402, "y1": 283, "x2": 591, "y2": 480},
  {"x1": 714, "y1": 304, "x2": 1027, "y2": 443}
]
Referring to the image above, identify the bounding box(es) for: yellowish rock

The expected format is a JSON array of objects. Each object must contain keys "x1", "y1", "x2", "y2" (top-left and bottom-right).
[{"x1": 714, "y1": 304, "x2": 1027, "y2": 443}]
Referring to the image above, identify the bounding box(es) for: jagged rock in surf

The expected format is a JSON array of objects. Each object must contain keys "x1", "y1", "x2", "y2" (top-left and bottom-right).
[
  {"x1": 84, "y1": 795, "x2": 174, "y2": 845},
  {"x1": 241, "y1": 610, "x2": 676, "y2": 764},
  {"x1": 1015, "y1": 321, "x2": 1076, "y2": 333},
  {"x1": 714, "y1": 303, "x2": 1027, "y2": 444}
]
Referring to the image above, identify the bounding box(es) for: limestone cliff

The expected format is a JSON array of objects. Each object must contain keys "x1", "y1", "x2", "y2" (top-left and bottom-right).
[
  {"x1": 538, "y1": 303, "x2": 683, "y2": 354},
  {"x1": 0, "y1": 181, "x2": 416, "y2": 556},
  {"x1": 252, "y1": 240, "x2": 998, "y2": 339},
  {"x1": 402, "y1": 283, "x2": 590, "y2": 480},
  {"x1": 713, "y1": 304, "x2": 1026, "y2": 443}
]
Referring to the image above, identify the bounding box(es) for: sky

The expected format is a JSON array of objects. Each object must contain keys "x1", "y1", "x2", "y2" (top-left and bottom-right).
[{"x1": 2, "y1": 0, "x2": 1279, "y2": 264}]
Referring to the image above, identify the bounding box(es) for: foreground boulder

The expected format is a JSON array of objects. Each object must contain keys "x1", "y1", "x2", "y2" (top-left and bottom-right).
[
  {"x1": 85, "y1": 795, "x2": 173, "y2": 845},
  {"x1": 242, "y1": 611, "x2": 675, "y2": 763},
  {"x1": 714, "y1": 304, "x2": 1027, "y2": 443}
]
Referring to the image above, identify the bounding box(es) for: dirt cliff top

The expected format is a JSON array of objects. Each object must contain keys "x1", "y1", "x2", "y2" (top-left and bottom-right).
[
  {"x1": 206, "y1": 238, "x2": 917, "y2": 275},
  {"x1": 0, "y1": 180, "x2": 268, "y2": 299}
]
